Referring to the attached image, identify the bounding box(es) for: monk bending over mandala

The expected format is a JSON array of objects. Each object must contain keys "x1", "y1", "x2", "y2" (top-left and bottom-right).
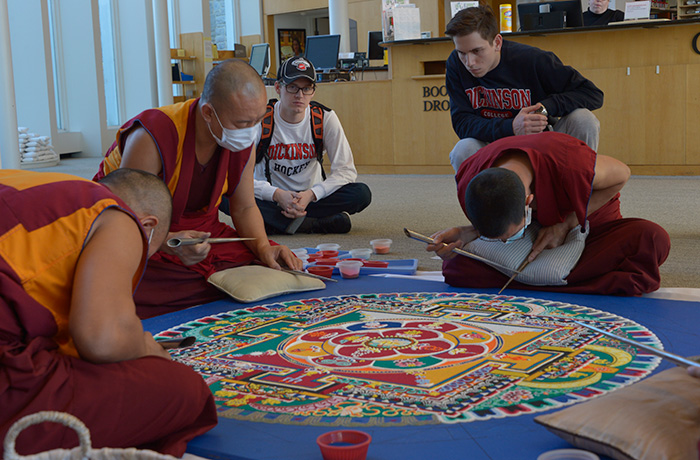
[
  {"x1": 428, "y1": 131, "x2": 670, "y2": 295},
  {"x1": 0, "y1": 169, "x2": 216, "y2": 458},
  {"x1": 94, "y1": 59, "x2": 301, "y2": 318}
]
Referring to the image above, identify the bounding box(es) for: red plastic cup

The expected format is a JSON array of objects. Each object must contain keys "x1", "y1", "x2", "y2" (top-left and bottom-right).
[
  {"x1": 307, "y1": 266, "x2": 333, "y2": 278},
  {"x1": 315, "y1": 258, "x2": 339, "y2": 266},
  {"x1": 317, "y1": 430, "x2": 371, "y2": 460},
  {"x1": 362, "y1": 260, "x2": 389, "y2": 268},
  {"x1": 317, "y1": 250, "x2": 339, "y2": 258}
]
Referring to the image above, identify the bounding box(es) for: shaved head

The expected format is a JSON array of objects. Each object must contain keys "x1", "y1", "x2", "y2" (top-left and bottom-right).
[
  {"x1": 200, "y1": 59, "x2": 266, "y2": 107},
  {"x1": 98, "y1": 168, "x2": 172, "y2": 242},
  {"x1": 465, "y1": 168, "x2": 526, "y2": 238}
]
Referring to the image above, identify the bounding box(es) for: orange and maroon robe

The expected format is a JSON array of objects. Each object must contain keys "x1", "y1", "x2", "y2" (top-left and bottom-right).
[
  {"x1": 445, "y1": 132, "x2": 670, "y2": 295},
  {"x1": 95, "y1": 98, "x2": 261, "y2": 317},
  {"x1": 0, "y1": 170, "x2": 216, "y2": 457}
]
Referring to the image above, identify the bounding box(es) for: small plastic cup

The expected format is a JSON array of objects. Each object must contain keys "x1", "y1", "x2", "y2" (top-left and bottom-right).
[
  {"x1": 291, "y1": 248, "x2": 308, "y2": 258},
  {"x1": 317, "y1": 243, "x2": 341, "y2": 252},
  {"x1": 349, "y1": 248, "x2": 372, "y2": 260},
  {"x1": 317, "y1": 430, "x2": 371, "y2": 460},
  {"x1": 337, "y1": 260, "x2": 363, "y2": 279},
  {"x1": 317, "y1": 250, "x2": 340, "y2": 258},
  {"x1": 536, "y1": 449, "x2": 600, "y2": 460},
  {"x1": 315, "y1": 258, "x2": 339, "y2": 266},
  {"x1": 362, "y1": 260, "x2": 389, "y2": 268},
  {"x1": 307, "y1": 266, "x2": 333, "y2": 278},
  {"x1": 369, "y1": 239, "x2": 392, "y2": 254}
]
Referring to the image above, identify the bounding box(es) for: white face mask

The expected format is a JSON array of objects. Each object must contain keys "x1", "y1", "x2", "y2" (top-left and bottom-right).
[{"x1": 208, "y1": 107, "x2": 261, "y2": 152}]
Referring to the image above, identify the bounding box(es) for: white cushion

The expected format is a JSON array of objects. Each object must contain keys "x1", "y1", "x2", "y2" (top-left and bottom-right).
[{"x1": 464, "y1": 221, "x2": 589, "y2": 286}]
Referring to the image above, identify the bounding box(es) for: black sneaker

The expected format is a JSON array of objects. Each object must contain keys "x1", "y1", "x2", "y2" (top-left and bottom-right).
[{"x1": 313, "y1": 212, "x2": 352, "y2": 234}]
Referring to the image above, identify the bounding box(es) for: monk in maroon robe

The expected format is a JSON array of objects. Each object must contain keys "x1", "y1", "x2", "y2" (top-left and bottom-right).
[
  {"x1": 429, "y1": 132, "x2": 670, "y2": 295},
  {"x1": 94, "y1": 59, "x2": 301, "y2": 318},
  {"x1": 0, "y1": 169, "x2": 216, "y2": 457}
]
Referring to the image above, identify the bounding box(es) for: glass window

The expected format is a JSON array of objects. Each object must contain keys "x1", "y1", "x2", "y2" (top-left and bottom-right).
[
  {"x1": 98, "y1": 0, "x2": 120, "y2": 127},
  {"x1": 47, "y1": 0, "x2": 65, "y2": 130},
  {"x1": 209, "y1": 0, "x2": 238, "y2": 51}
]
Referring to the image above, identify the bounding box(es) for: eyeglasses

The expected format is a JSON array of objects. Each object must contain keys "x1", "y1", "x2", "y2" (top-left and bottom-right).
[
  {"x1": 284, "y1": 83, "x2": 315, "y2": 95},
  {"x1": 479, "y1": 206, "x2": 532, "y2": 244}
]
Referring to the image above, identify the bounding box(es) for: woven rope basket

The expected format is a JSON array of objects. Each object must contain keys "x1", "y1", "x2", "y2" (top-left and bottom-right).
[{"x1": 4, "y1": 412, "x2": 179, "y2": 460}]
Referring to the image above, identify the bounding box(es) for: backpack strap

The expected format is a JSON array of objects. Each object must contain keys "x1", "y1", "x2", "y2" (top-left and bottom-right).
[
  {"x1": 256, "y1": 98, "x2": 277, "y2": 183},
  {"x1": 309, "y1": 101, "x2": 330, "y2": 180}
]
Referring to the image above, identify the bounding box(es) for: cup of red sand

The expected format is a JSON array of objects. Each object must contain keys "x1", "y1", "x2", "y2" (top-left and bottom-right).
[
  {"x1": 369, "y1": 239, "x2": 392, "y2": 254},
  {"x1": 315, "y1": 258, "x2": 339, "y2": 266},
  {"x1": 316, "y1": 430, "x2": 371, "y2": 460},
  {"x1": 337, "y1": 260, "x2": 363, "y2": 279},
  {"x1": 317, "y1": 250, "x2": 340, "y2": 258},
  {"x1": 307, "y1": 266, "x2": 333, "y2": 278}
]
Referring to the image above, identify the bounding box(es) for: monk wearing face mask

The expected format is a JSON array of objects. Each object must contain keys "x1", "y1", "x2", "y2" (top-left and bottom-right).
[{"x1": 94, "y1": 59, "x2": 301, "y2": 318}]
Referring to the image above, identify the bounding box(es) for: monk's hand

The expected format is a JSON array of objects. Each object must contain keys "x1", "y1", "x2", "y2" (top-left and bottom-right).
[
  {"x1": 259, "y1": 244, "x2": 303, "y2": 271},
  {"x1": 528, "y1": 222, "x2": 570, "y2": 262},
  {"x1": 512, "y1": 104, "x2": 548, "y2": 136},
  {"x1": 163, "y1": 230, "x2": 211, "y2": 266},
  {"x1": 428, "y1": 226, "x2": 475, "y2": 261},
  {"x1": 688, "y1": 366, "x2": 700, "y2": 378},
  {"x1": 144, "y1": 331, "x2": 172, "y2": 360}
]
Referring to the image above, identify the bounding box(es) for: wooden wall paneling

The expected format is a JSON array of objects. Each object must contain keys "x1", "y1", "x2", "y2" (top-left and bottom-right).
[
  {"x1": 180, "y1": 32, "x2": 210, "y2": 98},
  {"x1": 265, "y1": 81, "x2": 395, "y2": 168},
  {"x1": 586, "y1": 65, "x2": 685, "y2": 166},
  {"x1": 263, "y1": 0, "x2": 327, "y2": 16},
  {"x1": 508, "y1": 26, "x2": 695, "y2": 70},
  {"x1": 348, "y1": 1, "x2": 383, "y2": 55},
  {"x1": 390, "y1": 42, "x2": 458, "y2": 167},
  {"x1": 315, "y1": 81, "x2": 395, "y2": 167},
  {"x1": 411, "y1": 0, "x2": 440, "y2": 37},
  {"x1": 264, "y1": 15, "x2": 277, "y2": 77},
  {"x1": 686, "y1": 63, "x2": 700, "y2": 164},
  {"x1": 240, "y1": 34, "x2": 263, "y2": 57}
]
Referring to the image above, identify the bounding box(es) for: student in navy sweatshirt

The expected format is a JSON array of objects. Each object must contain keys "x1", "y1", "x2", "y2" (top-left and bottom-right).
[{"x1": 445, "y1": 5, "x2": 604, "y2": 172}]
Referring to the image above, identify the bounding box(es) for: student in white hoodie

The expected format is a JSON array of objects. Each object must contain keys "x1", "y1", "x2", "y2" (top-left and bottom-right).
[{"x1": 246, "y1": 56, "x2": 371, "y2": 234}]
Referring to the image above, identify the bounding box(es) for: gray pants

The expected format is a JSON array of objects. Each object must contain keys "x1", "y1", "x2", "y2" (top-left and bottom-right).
[{"x1": 449, "y1": 108, "x2": 601, "y2": 173}]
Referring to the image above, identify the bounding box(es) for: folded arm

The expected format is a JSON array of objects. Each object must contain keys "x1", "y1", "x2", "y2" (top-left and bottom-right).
[{"x1": 529, "y1": 154, "x2": 630, "y2": 261}]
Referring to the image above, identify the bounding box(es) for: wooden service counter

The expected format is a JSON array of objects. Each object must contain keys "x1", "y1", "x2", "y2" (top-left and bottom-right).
[{"x1": 270, "y1": 19, "x2": 700, "y2": 175}]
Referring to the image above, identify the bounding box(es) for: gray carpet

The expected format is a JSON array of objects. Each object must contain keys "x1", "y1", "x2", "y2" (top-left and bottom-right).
[{"x1": 38, "y1": 156, "x2": 699, "y2": 288}]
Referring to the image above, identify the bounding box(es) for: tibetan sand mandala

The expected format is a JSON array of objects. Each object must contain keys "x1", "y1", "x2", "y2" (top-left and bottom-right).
[{"x1": 156, "y1": 292, "x2": 661, "y2": 426}]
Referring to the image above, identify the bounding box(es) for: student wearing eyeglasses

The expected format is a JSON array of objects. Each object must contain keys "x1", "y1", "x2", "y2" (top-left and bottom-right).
[
  {"x1": 426, "y1": 132, "x2": 670, "y2": 296},
  {"x1": 249, "y1": 56, "x2": 371, "y2": 234}
]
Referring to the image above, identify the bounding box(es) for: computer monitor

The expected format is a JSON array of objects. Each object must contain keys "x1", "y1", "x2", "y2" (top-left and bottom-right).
[
  {"x1": 304, "y1": 34, "x2": 341, "y2": 72},
  {"x1": 249, "y1": 43, "x2": 270, "y2": 77},
  {"x1": 367, "y1": 31, "x2": 384, "y2": 61},
  {"x1": 517, "y1": 0, "x2": 583, "y2": 31}
]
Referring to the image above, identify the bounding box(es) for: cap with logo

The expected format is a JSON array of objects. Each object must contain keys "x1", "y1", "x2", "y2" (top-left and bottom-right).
[{"x1": 278, "y1": 56, "x2": 317, "y2": 84}]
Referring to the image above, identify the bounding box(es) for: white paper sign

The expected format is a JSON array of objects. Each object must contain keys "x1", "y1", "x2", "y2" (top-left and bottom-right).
[
  {"x1": 624, "y1": 0, "x2": 651, "y2": 20},
  {"x1": 451, "y1": 1, "x2": 480, "y2": 17},
  {"x1": 393, "y1": 7, "x2": 421, "y2": 40}
]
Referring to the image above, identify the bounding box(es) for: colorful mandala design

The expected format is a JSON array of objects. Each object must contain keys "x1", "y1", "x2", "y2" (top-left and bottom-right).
[{"x1": 156, "y1": 292, "x2": 661, "y2": 426}]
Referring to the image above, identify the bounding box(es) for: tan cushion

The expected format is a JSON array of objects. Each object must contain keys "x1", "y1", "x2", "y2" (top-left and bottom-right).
[
  {"x1": 534, "y1": 364, "x2": 700, "y2": 460},
  {"x1": 465, "y1": 221, "x2": 588, "y2": 286},
  {"x1": 207, "y1": 265, "x2": 325, "y2": 303}
]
